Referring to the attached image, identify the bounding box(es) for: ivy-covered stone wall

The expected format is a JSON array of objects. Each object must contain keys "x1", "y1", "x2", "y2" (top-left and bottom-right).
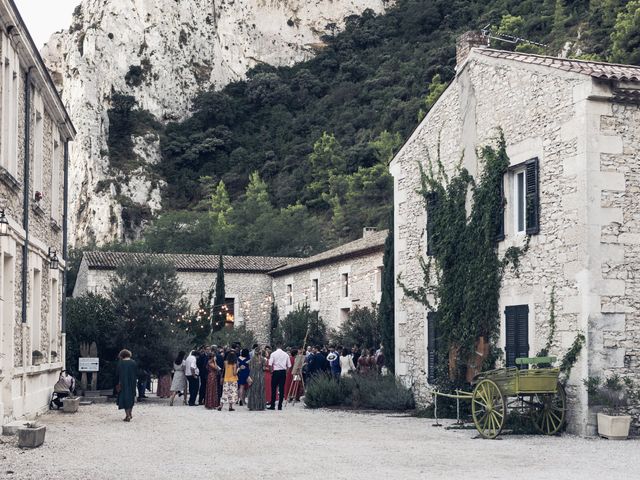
[{"x1": 391, "y1": 48, "x2": 640, "y2": 435}]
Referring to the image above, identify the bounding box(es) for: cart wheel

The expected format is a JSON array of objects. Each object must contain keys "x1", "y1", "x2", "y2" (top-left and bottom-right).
[
  {"x1": 472, "y1": 379, "x2": 506, "y2": 439},
  {"x1": 530, "y1": 382, "x2": 566, "y2": 435}
]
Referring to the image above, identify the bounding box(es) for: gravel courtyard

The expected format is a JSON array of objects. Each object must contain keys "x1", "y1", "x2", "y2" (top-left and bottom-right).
[{"x1": 1, "y1": 400, "x2": 638, "y2": 479}]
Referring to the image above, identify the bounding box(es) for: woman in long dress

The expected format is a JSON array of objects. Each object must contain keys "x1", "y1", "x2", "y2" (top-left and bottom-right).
[
  {"x1": 264, "y1": 346, "x2": 273, "y2": 405},
  {"x1": 116, "y1": 349, "x2": 137, "y2": 422},
  {"x1": 169, "y1": 351, "x2": 187, "y2": 406},
  {"x1": 156, "y1": 368, "x2": 172, "y2": 398},
  {"x1": 205, "y1": 354, "x2": 220, "y2": 409},
  {"x1": 248, "y1": 347, "x2": 266, "y2": 411}
]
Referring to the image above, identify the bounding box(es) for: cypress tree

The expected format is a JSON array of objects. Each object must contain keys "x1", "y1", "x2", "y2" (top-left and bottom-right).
[
  {"x1": 269, "y1": 302, "x2": 280, "y2": 343},
  {"x1": 379, "y1": 210, "x2": 395, "y2": 373},
  {"x1": 212, "y1": 255, "x2": 226, "y2": 331}
]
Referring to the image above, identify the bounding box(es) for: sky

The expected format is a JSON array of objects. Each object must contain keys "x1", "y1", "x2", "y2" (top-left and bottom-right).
[{"x1": 13, "y1": 0, "x2": 80, "y2": 49}]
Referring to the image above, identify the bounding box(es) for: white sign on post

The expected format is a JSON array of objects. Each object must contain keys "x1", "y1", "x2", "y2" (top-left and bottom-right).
[{"x1": 79, "y1": 357, "x2": 100, "y2": 372}]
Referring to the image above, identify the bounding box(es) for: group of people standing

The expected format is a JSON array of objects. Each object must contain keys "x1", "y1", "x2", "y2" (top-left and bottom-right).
[
  {"x1": 165, "y1": 342, "x2": 300, "y2": 412},
  {"x1": 115, "y1": 342, "x2": 385, "y2": 421}
]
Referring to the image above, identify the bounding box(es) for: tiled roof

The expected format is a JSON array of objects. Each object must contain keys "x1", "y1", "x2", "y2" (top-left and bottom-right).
[
  {"x1": 269, "y1": 229, "x2": 388, "y2": 275},
  {"x1": 476, "y1": 48, "x2": 640, "y2": 82},
  {"x1": 83, "y1": 251, "x2": 297, "y2": 273}
]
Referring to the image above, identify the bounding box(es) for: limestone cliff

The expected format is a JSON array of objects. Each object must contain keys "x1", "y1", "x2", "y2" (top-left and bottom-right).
[{"x1": 42, "y1": 0, "x2": 391, "y2": 245}]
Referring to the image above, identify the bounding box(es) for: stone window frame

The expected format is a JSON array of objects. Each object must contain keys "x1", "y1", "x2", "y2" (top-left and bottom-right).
[
  {"x1": 286, "y1": 283, "x2": 293, "y2": 306},
  {"x1": 2, "y1": 33, "x2": 20, "y2": 179}
]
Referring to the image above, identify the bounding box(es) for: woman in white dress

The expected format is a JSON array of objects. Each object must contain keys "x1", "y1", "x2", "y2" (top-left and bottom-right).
[
  {"x1": 169, "y1": 351, "x2": 187, "y2": 406},
  {"x1": 339, "y1": 348, "x2": 356, "y2": 378}
]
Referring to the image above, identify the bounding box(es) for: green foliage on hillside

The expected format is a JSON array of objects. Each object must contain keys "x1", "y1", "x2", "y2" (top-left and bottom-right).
[{"x1": 123, "y1": 0, "x2": 638, "y2": 256}]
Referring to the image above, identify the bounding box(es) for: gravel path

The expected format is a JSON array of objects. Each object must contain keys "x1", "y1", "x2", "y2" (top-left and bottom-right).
[{"x1": 1, "y1": 399, "x2": 638, "y2": 479}]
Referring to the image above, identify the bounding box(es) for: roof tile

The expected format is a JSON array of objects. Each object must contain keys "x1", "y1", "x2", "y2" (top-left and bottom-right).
[{"x1": 476, "y1": 48, "x2": 640, "y2": 82}]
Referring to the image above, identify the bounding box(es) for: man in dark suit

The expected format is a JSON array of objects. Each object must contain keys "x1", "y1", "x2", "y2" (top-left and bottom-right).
[
  {"x1": 307, "y1": 345, "x2": 327, "y2": 380},
  {"x1": 196, "y1": 345, "x2": 211, "y2": 405}
]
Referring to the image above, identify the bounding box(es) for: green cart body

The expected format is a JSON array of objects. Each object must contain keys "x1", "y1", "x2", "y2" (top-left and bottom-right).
[{"x1": 465, "y1": 357, "x2": 566, "y2": 439}]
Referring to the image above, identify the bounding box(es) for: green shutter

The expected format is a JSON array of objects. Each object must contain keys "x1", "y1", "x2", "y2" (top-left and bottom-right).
[
  {"x1": 525, "y1": 158, "x2": 539, "y2": 235},
  {"x1": 505, "y1": 305, "x2": 529, "y2": 368}
]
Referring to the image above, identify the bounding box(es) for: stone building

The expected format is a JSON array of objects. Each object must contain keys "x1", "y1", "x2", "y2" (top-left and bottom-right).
[
  {"x1": 390, "y1": 32, "x2": 640, "y2": 435},
  {"x1": 74, "y1": 229, "x2": 386, "y2": 343},
  {"x1": 271, "y1": 228, "x2": 386, "y2": 331},
  {"x1": 0, "y1": 0, "x2": 76, "y2": 424},
  {"x1": 73, "y1": 252, "x2": 295, "y2": 343}
]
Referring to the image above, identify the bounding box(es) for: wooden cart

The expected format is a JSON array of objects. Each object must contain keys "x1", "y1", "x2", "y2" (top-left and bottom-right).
[{"x1": 432, "y1": 357, "x2": 566, "y2": 439}]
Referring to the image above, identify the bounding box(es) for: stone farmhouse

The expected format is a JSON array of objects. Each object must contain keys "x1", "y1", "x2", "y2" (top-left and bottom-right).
[
  {"x1": 390, "y1": 32, "x2": 640, "y2": 435},
  {"x1": 73, "y1": 228, "x2": 386, "y2": 342},
  {"x1": 0, "y1": 0, "x2": 76, "y2": 425}
]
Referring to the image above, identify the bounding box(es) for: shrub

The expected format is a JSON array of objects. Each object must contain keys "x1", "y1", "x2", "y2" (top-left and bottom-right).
[
  {"x1": 303, "y1": 373, "x2": 350, "y2": 408},
  {"x1": 304, "y1": 373, "x2": 414, "y2": 411},
  {"x1": 331, "y1": 305, "x2": 381, "y2": 350},
  {"x1": 273, "y1": 304, "x2": 327, "y2": 348}
]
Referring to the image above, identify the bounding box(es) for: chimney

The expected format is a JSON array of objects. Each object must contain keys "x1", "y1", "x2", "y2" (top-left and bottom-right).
[
  {"x1": 362, "y1": 227, "x2": 377, "y2": 239},
  {"x1": 456, "y1": 31, "x2": 487, "y2": 68}
]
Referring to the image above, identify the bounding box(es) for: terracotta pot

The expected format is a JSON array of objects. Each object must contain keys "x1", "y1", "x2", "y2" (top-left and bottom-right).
[{"x1": 597, "y1": 412, "x2": 632, "y2": 440}]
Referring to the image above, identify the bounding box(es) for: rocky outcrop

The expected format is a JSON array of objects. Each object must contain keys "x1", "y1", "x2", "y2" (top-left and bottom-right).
[{"x1": 42, "y1": 0, "x2": 391, "y2": 245}]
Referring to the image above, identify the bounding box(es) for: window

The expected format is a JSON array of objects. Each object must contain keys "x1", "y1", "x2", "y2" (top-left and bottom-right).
[
  {"x1": 375, "y1": 267, "x2": 383, "y2": 293},
  {"x1": 51, "y1": 137, "x2": 61, "y2": 222},
  {"x1": 341, "y1": 273, "x2": 349, "y2": 298},
  {"x1": 1, "y1": 253, "x2": 15, "y2": 371},
  {"x1": 427, "y1": 311, "x2": 439, "y2": 383},
  {"x1": 514, "y1": 169, "x2": 526, "y2": 233},
  {"x1": 312, "y1": 278, "x2": 318, "y2": 302},
  {"x1": 505, "y1": 305, "x2": 529, "y2": 368},
  {"x1": 2, "y1": 34, "x2": 19, "y2": 177},
  {"x1": 287, "y1": 284, "x2": 292, "y2": 305},
  {"x1": 33, "y1": 93, "x2": 44, "y2": 195},
  {"x1": 340, "y1": 307, "x2": 350, "y2": 324},
  {"x1": 32, "y1": 267, "x2": 42, "y2": 355},
  {"x1": 512, "y1": 158, "x2": 540, "y2": 235},
  {"x1": 50, "y1": 277, "x2": 59, "y2": 357}
]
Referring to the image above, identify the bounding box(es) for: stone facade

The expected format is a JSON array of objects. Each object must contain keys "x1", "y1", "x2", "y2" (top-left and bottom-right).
[
  {"x1": 0, "y1": 0, "x2": 75, "y2": 425},
  {"x1": 271, "y1": 230, "x2": 385, "y2": 332},
  {"x1": 390, "y1": 44, "x2": 640, "y2": 435},
  {"x1": 74, "y1": 230, "x2": 386, "y2": 345},
  {"x1": 75, "y1": 265, "x2": 276, "y2": 344}
]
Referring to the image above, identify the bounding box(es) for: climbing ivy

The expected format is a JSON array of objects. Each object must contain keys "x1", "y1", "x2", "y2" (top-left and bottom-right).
[{"x1": 400, "y1": 134, "x2": 529, "y2": 383}]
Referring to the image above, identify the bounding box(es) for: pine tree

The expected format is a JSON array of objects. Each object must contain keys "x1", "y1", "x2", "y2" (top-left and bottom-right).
[
  {"x1": 212, "y1": 255, "x2": 226, "y2": 332},
  {"x1": 379, "y1": 210, "x2": 395, "y2": 373}
]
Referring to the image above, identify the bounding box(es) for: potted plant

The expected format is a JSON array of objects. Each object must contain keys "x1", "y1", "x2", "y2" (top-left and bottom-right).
[
  {"x1": 584, "y1": 375, "x2": 638, "y2": 440},
  {"x1": 31, "y1": 350, "x2": 44, "y2": 366},
  {"x1": 17, "y1": 422, "x2": 46, "y2": 448}
]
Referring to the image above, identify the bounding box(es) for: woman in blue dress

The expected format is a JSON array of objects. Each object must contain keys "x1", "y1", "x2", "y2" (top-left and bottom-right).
[{"x1": 237, "y1": 348, "x2": 251, "y2": 406}]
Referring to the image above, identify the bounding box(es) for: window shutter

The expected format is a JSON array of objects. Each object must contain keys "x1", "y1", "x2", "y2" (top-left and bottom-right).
[
  {"x1": 516, "y1": 305, "x2": 530, "y2": 368},
  {"x1": 427, "y1": 311, "x2": 438, "y2": 383},
  {"x1": 426, "y1": 192, "x2": 438, "y2": 256},
  {"x1": 505, "y1": 305, "x2": 529, "y2": 368},
  {"x1": 525, "y1": 158, "x2": 540, "y2": 235},
  {"x1": 496, "y1": 174, "x2": 505, "y2": 242},
  {"x1": 505, "y1": 306, "x2": 517, "y2": 367}
]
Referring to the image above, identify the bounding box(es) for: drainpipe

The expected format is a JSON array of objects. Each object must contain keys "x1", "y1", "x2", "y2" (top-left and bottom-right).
[
  {"x1": 61, "y1": 138, "x2": 69, "y2": 367},
  {"x1": 21, "y1": 68, "x2": 33, "y2": 392}
]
